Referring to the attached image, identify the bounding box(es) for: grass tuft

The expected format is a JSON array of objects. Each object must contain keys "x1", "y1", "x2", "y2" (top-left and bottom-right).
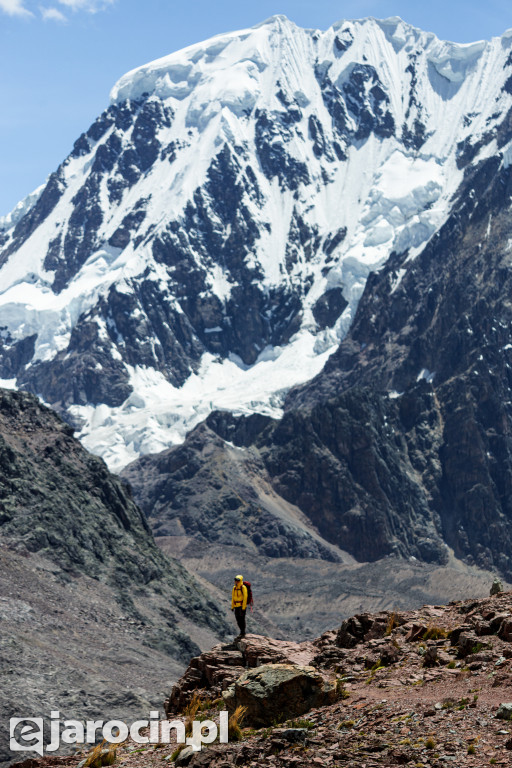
[
  {"x1": 84, "y1": 741, "x2": 117, "y2": 768},
  {"x1": 336, "y1": 678, "x2": 350, "y2": 699},
  {"x1": 168, "y1": 744, "x2": 186, "y2": 761},
  {"x1": 385, "y1": 612, "x2": 399, "y2": 636},
  {"x1": 184, "y1": 691, "x2": 202, "y2": 737},
  {"x1": 228, "y1": 705, "x2": 247, "y2": 742},
  {"x1": 422, "y1": 625, "x2": 448, "y2": 640},
  {"x1": 286, "y1": 718, "x2": 316, "y2": 729}
]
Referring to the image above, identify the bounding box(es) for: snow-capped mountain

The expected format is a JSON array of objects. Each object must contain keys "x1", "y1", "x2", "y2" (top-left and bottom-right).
[{"x1": 1, "y1": 15, "x2": 512, "y2": 470}]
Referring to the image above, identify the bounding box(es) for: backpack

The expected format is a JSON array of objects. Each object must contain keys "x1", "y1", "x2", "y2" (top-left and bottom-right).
[{"x1": 243, "y1": 581, "x2": 254, "y2": 611}]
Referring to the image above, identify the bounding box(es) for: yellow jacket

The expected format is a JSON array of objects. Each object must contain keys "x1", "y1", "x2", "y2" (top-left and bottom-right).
[{"x1": 231, "y1": 582, "x2": 248, "y2": 610}]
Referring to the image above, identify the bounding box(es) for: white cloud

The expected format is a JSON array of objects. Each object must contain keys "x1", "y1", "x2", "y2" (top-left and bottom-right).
[
  {"x1": 41, "y1": 5, "x2": 66, "y2": 21},
  {"x1": 0, "y1": 0, "x2": 115, "y2": 16},
  {"x1": 57, "y1": 0, "x2": 114, "y2": 11},
  {"x1": 0, "y1": 0, "x2": 33, "y2": 16}
]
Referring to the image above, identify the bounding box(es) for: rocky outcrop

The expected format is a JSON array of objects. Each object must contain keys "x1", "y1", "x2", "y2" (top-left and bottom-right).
[
  {"x1": 222, "y1": 663, "x2": 337, "y2": 726},
  {"x1": 154, "y1": 591, "x2": 512, "y2": 767},
  {"x1": 167, "y1": 592, "x2": 512, "y2": 711},
  {"x1": 336, "y1": 611, "x2": 407, "y2": 648},
  {"x1": 165, "y1": 634, "x2": 319, "y2": 713}
]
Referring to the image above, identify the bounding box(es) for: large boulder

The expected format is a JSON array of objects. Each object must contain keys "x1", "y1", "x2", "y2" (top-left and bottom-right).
[
  {"x1": 222, "y1": 663, "x2": 336, "y2": 726},
  {"x1": 496, "y1": 703, "x2": 512, "y2": 721}
]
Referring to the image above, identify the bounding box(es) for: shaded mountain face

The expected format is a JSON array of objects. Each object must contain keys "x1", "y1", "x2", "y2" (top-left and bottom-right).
[
  {"x1": 0, "y1": 388, "x2": 228, "y2": 767},
  {"x1": 121, "y1": 408, "x2": 500, "y2": 644},
  {"x1": 121, "y1": 414, "x2": 343, "y2": 562},
  {"x1": 2, "y1": 16, "x2": 512, "y2": 470},
  {"x1": 0, "y1": 388, "x2": 225, "y2": 640}
]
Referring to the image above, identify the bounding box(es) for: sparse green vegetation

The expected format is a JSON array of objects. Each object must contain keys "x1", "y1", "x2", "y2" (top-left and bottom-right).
[
  {"x1": 365, "y1": 659, "x2": 385, "y2": 683},
  {"x1": 335, "y1": 677, "x2": 351, "y2": 699},
  {"x1": 286, "y1": 719, "x2": 316, "y2": 730},
  {"x1": 168, "y1": 744, "x2": 186, "y2": 762}
]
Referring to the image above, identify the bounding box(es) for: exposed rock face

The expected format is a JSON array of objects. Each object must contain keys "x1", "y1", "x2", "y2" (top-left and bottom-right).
[
  {"x1": 0, "y1": 388, "x2": 223, "y2": 639},
  {"x1": 284, "y1": 149, "x2": 512, "y2": 578},
  {"x1": 122, "y1": 417, "x2": 341, "y2": 562},
  {"x1": 123, "y1": 392, "x2": 446, "y2": 564},
  {"x1": 336, "y1": 612, "x2": 407, "y2": 648},
  {"x1": 126, "y1": 145, "x2": 512, "y2": 581},
  {"x1": 222, "y1": 663, "x2": 337, "y2": 726},
  {"x1": 155, "y1": 591, "x2": 512, "y2": 768},
  {"x1": 0, "y1": 388, "x2": 228, "y2": 768}
]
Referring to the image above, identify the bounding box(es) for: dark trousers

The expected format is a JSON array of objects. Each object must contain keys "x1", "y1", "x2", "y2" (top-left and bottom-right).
[{"x1": 234, "y1": 607, "x2": 246, "y2": 635}]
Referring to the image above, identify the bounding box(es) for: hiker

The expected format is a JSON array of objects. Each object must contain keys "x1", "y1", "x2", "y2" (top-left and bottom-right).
[{"x1": 231, "y1": 574, "x2": 248, "y2": 638}]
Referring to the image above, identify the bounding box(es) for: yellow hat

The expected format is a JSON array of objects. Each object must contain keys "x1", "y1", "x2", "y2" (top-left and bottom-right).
[{"x1": 235, "y1": 575, "x2": 243, "y2": 581}]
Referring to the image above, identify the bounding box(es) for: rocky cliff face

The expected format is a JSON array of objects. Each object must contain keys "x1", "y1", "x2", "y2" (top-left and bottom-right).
[
  {"x1": 0, "y1": 388, "x2": 225, "y2": 639},
  {"x1": 122, "y1": 414, "x2": 342, "y2": 562},
  {"x1": 0, "y1": 388, "x2": 228, "y2": 767},
  {"x1": 283, "y1": 143, "x2": 512, "y2": 577}
]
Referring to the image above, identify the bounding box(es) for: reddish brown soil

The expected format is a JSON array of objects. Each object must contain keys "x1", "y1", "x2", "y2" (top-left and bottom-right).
[{"x1": 11, "y1": 591, "x2": 512, "y2": 767}]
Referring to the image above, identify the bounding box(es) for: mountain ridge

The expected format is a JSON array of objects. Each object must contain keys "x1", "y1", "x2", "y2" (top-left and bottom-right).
[{"x1": 2, "y1": 15, "x2": 512, "y2": 469}]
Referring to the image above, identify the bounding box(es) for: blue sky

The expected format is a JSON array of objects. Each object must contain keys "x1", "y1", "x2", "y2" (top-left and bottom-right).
[{"x1": 0, "y1": 0, "x2": 511, "y2": 216}]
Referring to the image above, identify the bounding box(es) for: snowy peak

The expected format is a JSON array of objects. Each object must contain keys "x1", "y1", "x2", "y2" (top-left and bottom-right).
[
  {"x1": 1, "y1": 16, "x2": 512, "y2": 470},
  {"x1": 107, "y1": 16, "x2": 504, "y2": 137}
]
